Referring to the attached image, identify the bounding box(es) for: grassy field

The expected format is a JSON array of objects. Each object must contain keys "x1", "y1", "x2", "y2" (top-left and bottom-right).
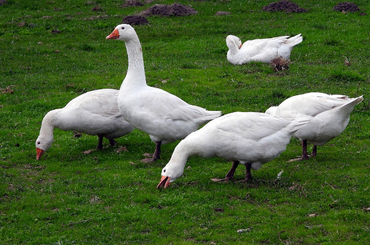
[{"x1": 1, "y1": 0, "x2": 370, "y2": 244}]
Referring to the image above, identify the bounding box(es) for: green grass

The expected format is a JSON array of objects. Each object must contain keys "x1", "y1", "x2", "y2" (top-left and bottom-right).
[{"x1": 1, "y1": 0, "x2": 370, "y2": 244}]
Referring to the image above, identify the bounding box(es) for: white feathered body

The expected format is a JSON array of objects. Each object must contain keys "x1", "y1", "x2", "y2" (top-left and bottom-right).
[
  {"x1": 179, "y1": 112, "x2": 309, "y2": 169},
  {"x1": 115, "y1": 24, "x2": 221, "y2": 145},
  {"x1": 36, "y1": 89, "x2": 134, "y2": 151},
  {"x1": 265, "y1": 92, "x2": 363, "y2": 146},
  {"x1": 226, "y1": 34, "x2": 302, "y2": 65},
  {"x1": 161, "y1": 112, "x2": 310, "y2": 183},
  {"x1": 119, "y1": 85, "x2": 221, "y2": 144}
]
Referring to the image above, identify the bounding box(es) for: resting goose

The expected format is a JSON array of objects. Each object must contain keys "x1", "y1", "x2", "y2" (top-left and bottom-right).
[
  {"x1": 35, "y1": 89, "x2": 134, "y2": 160},
  {"x1": 226, "y1": 34, "x2": 302, "y2": 65},
  {"x1": 157, "y1": 112, "x2": 311, "y2": 189},
  {"x1": 106, "y1": 24, "x2": 221, "y2": 162},
  {"x1": 265, "y1": 92, "x2": 363, "y2": 161}
]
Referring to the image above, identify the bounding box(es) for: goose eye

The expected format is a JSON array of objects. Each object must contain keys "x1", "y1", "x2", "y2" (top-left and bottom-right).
[
  {"x1": 121, "y1": 27, "x2": 125, "y2": 30},
  {"x1": 37, "y1": 142, "x2": 40, "y2": 145},
  {"x1": 163, "y1": 169, "x2": 166, "y2": 173}
]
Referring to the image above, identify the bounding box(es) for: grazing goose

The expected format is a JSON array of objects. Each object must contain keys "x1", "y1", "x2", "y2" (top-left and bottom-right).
[
  {"x1": 265, "y1": 92, "x2": 363, "y2": 161},
  {"x1": 226, "y1": 34, "x2": 302, "y2": 65},
  {"x1": 35, "y1": 89, "x2": 134, "y2": 160},
  {"x1": 106, "y1": 24, "x2": 221, "y2": 162},
  {"x1": 157, "y1": 112, "x2": 311, "y2": 189}
]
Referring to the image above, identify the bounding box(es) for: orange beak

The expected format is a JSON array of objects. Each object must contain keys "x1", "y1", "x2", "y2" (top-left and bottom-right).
[
  {"x1": 239, "y1": 44, "x2": 243, "y2": 49},
  {"x1": 36, "y1": 148, "x2": 44, "y2": 160},
  {"x1": 106, "y1": 29, "x2": 119, "y2": 40},
  {"x1": 157, "y1": 176, "x2": 171, "y2": 189}
]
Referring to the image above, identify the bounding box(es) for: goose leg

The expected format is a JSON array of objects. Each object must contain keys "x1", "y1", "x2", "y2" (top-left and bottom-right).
[
  {"x1": 97, "y1": 134, "x2": 104, "y2": 150},
  {"x1": 288, "y1": 140, "x2": 309, "y2": 162},
  {"x1": 225, "y1": 161, "x2": 240, "y2": 180},
  {"x1": 245, "y1": 162, "x2": 252, "y2": 181},
  {"x1": 211, "y1": 161, "x2": 240, "y2": 182},
  {"x1": 141, "y1": 141, "x2": 161, "y2": 163},
  {"x1": 109, "y1": 139, "x2": 117, "y2": 147},
  {"x1": 301, "y1": 140, "x2": 309, "y2": 160},
  {"x1": 236, "y1": 162, "x2": 253, "y2": 182},
  {"x1": 311, "y1": 145, "x2": 317, "y2": 158},
  {"x1": 152, "y1": 141, "x2": 162, "y2": 161}
]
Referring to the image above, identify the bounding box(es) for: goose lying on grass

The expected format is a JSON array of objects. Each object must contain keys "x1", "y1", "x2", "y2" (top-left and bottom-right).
[
  {"x1": 35, "y1": 89, "x2": 134, "y2": 160},
  {"x1": 157, "y1": 112, "x2": 311, "y2": 189},
  {"x1": 226, "y1": 34, "x2": 302, "y2": 65},
  {"x1": 265, "y1": 92, "x2": 363, "y2": 161},
  {"x1": 106, "y1": 24, "x2": 221, "y2": 162}
]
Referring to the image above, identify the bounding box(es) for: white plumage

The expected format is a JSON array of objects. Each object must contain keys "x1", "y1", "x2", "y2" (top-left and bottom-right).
[
  {"x1": 157, "y1": 112, "x2": 311, "y2": 188},
  {"x1": 265, "y1": 92, "x2": 363, "y2": 160},
  {"x1": 226, "y1": 34, "x2": 302, "y2": 65},
  {"x1": 35, "y1": 89, "x2": 134, "y2": 159},
  {"x1": 106, "y1": 24, "x2": 221, "y2": 162}
]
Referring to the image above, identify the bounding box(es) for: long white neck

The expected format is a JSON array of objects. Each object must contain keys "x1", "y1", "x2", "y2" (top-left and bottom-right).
[
  {"x1": 121, "y1": 37, "x2": 147, "y2": 89},
  {"x1": 230, "y1": 44, "x2": 240, "y2": 55},
  {"x1": 166, "y1": 139, "x2": 193, "y2": 177},
  {"x1": 227, "y1": 46, "x2": 251, "y2": 64},
  {"x1": 39, "y1": 110, "x2": 59, "y2": 137}
]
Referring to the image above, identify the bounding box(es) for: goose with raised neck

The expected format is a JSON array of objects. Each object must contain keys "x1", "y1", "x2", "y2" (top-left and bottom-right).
[{"x1": 107, "y1": 24, "x2": 221, "y2": 162}]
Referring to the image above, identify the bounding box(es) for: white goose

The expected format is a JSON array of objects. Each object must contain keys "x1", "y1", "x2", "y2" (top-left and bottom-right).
[
  {"x1": 265, "y1": 92, "x2": 363, "y2": 161},
  {"x1": 226, "y1": 34, "x2": 303, "y2": 65},
  {"x1": 35, "y1": 89, "x2": 134, "y2": 160},
  {"x1": 157, "y1": 112, "x2": 311, "y2": 189},
  {"x1": 106, "y1": 24, "x2": 221, "y2": 162}
]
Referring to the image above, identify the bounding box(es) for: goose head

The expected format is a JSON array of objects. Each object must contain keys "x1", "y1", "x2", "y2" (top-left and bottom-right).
[
  {"x1": 226, "y1": 35, "x2": 243, "y2": 50},
  {"x1": 35, "y1": 135, "x2": 53, "y2": 160},
  {"x1": 106, "y1": 24, "x2": 137, "y2": 42},
  {"x1": 157, "y1": 162, "x2": 185, "y2": 189}
]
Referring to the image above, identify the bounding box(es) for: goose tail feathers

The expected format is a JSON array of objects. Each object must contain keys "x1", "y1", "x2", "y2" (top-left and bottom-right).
[
  {"x1": 286, "y1": 34, "x2": 303, "y2": 47},
  {"x1": 203, "y1": 111, "x2": 222, "y2": 121},
  {"x1": 338, "y1": 95, "x2": 363, "y2": 115}
]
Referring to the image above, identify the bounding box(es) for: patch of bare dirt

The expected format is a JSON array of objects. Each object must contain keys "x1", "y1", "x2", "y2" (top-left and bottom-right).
[
  {"x1": 83, "y1": 15, "x2": 109, "y2": 20},
  {"x1": 51, "y1": 29, "x2": 61, "y2": 34},
  {"x1": 73, "y1": 131, "x2": 82, "y2": 138},
  {"x1": 333, "y1": 2, "x2": 359, "y2": 12},
  {"x1": 270, "y1": 57, "x2": 290, "y2": 72},
  {"x1": 122, "y1": 0, "x2": 149, "y2": 7},
  {"x1": 1, "y1": 85, "x2": 15, "y2": 94},
  {"x1": 116, "y1": 146, "x2": 128, "y2": 153},
  {"x1": 92, "y1": 5, "x2": 103, "y2": 12},
  {"x1": 123, "y1": 15, "x2": 149, "y2": 25},
  {"x1": 123, "y1": 0, "x2": 144, "y2": 7},
  {"x1": 138, "y1": 3, "x2": 197, "y2": 17},
  {"x1": 215, "y1": 11, "x2": 231, "y2": 16},
  {"x1": 263, "y1": 0, "x2": 307, "y2": 13},
  {"x1": 82, "y1": 149, "x2": 95, "y2": 155}
]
